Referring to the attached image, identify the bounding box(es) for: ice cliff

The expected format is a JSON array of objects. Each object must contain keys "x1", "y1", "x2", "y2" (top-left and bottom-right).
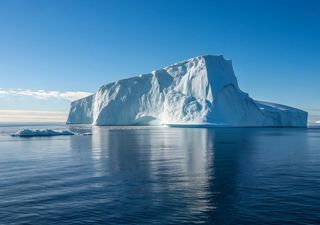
[{"x1": 67, "y1": 55, "x2": 307, "y2": 127}]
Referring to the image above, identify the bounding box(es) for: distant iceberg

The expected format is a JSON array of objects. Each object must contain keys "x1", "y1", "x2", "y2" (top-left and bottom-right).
[
  {"x1": 12, "y1": 129, "x2": 74, "y2": 137},
  {"x1": 67, "y1": 55, "x2": 308, "y2": 127}
]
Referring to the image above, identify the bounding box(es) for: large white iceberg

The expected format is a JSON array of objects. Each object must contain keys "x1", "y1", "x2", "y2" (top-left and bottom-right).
[{"x1": 67, "y1": 55, "x2": 307, "y2": 127}]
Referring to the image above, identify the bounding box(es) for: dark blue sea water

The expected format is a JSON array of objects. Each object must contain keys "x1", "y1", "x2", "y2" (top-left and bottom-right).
[{"x1": 0, "y1": 124, "x2": 319, "y2": 225}]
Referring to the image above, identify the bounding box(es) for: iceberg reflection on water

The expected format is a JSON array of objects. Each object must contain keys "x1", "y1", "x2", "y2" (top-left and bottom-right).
[{"x1": 0, "y1": 125, "x2": 319, "y2": 224}]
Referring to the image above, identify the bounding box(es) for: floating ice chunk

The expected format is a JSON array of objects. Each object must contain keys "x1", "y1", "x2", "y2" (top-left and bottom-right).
[{"x1": 12, "y1": 129, "x2": 74, "y2": 137}]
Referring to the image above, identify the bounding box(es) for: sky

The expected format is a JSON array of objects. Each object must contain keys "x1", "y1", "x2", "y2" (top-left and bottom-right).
[{"x1": 0, "y1": 0, "x2": 319, "y2": 123}]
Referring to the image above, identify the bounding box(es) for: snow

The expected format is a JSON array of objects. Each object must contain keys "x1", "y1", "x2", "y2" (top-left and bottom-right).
[
  {"x1": 67, "y1": 55, "x2": 308, "y2": 127},
  {"x1": 12, "y1": 129, "x2": 74, "y2": 137}
]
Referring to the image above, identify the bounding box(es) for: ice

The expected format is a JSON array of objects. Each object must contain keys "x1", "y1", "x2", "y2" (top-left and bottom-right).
[
  {"x1": 12, "y1": 129, "x2": 74, "y2": 137},
  {"x1": 67, "y1": 55, "x2": 308, "y2": 127}
]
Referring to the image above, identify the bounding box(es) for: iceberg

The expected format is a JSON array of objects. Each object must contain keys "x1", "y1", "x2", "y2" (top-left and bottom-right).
[
  {"x1": 12, "y1": 129, "x2": 74, "y2": 137},
  {"x1": 67, "y1": 55, "x2": 307, "y2": 127}
]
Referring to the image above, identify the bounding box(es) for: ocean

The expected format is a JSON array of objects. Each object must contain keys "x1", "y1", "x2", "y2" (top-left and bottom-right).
[{"x1": 0, "y1": 123, "x2": 319, "y2": 224}]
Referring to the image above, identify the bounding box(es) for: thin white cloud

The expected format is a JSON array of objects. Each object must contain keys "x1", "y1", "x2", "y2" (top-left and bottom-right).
[
  {"x1": 0, "y1": 109, "x2": 68, "y2": 122},
  {"x1": 307, "y1": 114, "x2": 320, "y2": 125},
  {"x1": 0, "y1": 88, "x2": 92, "y2": 101}
]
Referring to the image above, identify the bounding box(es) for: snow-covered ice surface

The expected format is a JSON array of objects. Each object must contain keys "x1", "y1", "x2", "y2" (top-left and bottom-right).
[
  {"x1": 67, "y1": 55, "x2": 307, "y2": 127},
  {"x1": 12, "y1": 129, "x2": 74, "y2": 137}
]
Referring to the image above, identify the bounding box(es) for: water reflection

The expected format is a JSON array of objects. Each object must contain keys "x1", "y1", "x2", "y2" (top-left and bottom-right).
[
  {"x1": 67, "y1": 127, "x2": 319, "y2": 224},
  {"x1": 69, "y1": 127, "x2": 216, "y2": 222},
  {"x1": 1, "y1": 124, "x2": 319, "y2": 224}
]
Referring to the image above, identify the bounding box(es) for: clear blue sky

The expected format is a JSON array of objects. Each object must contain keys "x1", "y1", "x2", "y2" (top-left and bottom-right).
[{"x1": 0, "y1": 0, "x2": 319, "y2": 122}]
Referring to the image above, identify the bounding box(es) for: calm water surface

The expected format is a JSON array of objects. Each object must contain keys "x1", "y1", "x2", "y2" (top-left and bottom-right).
[{"x1": 0, "y1": 124, "x2": 319, "y2": 224}]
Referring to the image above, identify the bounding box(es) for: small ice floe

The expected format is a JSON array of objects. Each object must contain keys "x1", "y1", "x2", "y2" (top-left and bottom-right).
[
  {"x1": 11, "y1": 129, "x2": 74, "y2": 137},
  {"x1": 81, "y1": 132, "x2": 93, "y2": 136}
]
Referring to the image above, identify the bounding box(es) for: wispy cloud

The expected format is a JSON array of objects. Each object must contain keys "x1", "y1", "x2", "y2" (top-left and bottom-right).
[
  {"x1": 0, "y1": 110, "x2": 68, "y2": 122},
  {"x1": 307, "y1": 114, "x2": 320, "y2": 125},
  {"x1": 0, "y1": 88, "x2": 92, "y2": 101}
]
